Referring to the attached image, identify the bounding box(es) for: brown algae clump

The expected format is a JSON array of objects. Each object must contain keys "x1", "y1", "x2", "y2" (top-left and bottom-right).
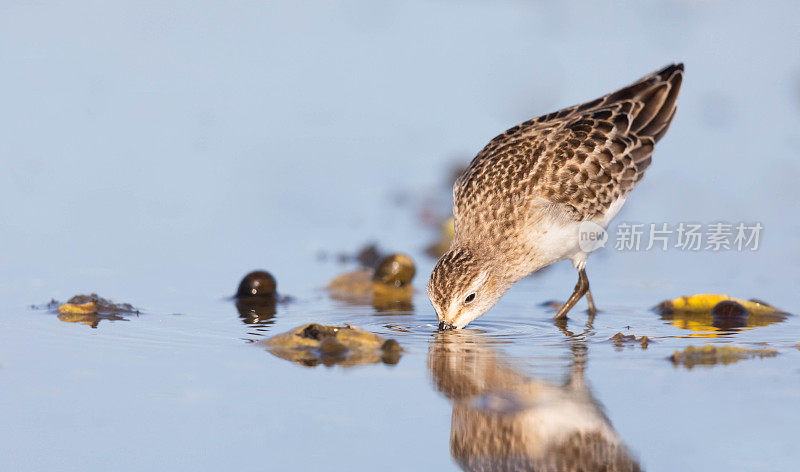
[
  {"x1": 609, "y1": 332, "x2": 651, "y2": 349},
  {"x1": 669, "y1": 345, "x2": 777, "y2": 369},
  {"x1": 262, "y1": 323, "x2": 402, "y2": 367}
]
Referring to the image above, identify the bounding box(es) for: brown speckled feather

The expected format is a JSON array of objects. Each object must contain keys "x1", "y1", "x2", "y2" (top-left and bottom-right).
[{"x1": 454, "y1": 64, "x2": 683, "y2": 229}]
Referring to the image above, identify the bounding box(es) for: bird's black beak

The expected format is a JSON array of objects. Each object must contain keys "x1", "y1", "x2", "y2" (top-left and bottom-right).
[{"x1": 438, "y1": 321, "x2": 456, "y2": 330}]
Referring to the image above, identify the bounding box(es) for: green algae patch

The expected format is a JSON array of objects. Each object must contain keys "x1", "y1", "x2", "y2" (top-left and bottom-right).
[
  {"x1": 262, "y1": 323, "x2": 402, "y2": 367},
  {"x1": 669, "y1": 345, "x2": 777, "y2": 369}
]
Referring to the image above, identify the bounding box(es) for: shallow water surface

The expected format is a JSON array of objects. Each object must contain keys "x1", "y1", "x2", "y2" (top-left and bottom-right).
[{"x1": 2, "y1": 1, "x2": 800, "y2": 471}]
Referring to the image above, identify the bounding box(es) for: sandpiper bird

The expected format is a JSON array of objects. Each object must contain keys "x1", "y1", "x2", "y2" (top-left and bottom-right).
[{"x1": 429, "y1": 64, "x2": 684, "y2": 329}]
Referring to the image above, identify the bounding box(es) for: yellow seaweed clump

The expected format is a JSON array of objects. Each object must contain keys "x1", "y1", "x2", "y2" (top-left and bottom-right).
[
  {"x1": 656, "y1": 294, "x2": 784, "y2": 316},
  {"x1": 262, "y1": 323, "x2": 402, "y2": 367},
  {"x1": 48, "y1": 293, "x2": 138, "y2": 328},
  {"x1": 655, "y1": 294, "x2": 789, "y2": 335},
  {"x1": 669, "y1": 345, "x2": 777, "y2": 369},
  {"x1": 57, "y1": 301, "x2": 97, "y2": 315}
]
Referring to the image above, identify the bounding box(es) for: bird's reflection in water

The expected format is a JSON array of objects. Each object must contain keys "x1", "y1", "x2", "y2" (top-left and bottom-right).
[{"x1": 428, "y1": 330, "x2": 642, "y2": 472}]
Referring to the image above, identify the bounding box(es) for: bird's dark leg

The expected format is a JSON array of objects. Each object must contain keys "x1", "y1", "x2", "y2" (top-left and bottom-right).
[
  {"x1": 584, "y1": 270, "x2": 597, "y2": 323},
  {"x1": 585, "y1": 288, "x2": 596, "y2": 312},
  {"x1": 554, "y1": 268, "x2": 595, "y2": 320}
]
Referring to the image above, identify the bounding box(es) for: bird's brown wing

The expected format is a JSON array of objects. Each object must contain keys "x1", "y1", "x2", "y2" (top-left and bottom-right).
[{"x1": 454, "y1": 63, "x2": 683, "y2": 223}]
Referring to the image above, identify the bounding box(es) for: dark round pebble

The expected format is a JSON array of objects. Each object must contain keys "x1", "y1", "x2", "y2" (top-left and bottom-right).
[
  {"x1": 373, "y1": 254, "x2": 416, "y2": 288},
  {"x1": 711, "y1": 300, "x2": 750, "y2": 330},
  {"x1": 236, "y1": 270, "x2": 277, "y2": 298}
]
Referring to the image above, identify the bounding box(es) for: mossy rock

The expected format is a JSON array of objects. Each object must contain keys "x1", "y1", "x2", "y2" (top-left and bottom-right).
[
  {"x1": 262, "y1": 323, "x2": 402, "y2": 367},
  {"x1": 372, "y1": 254, "x2": 416, "y2": 288},
  {"x1": 327, "y1": 254, "x2": 415, "y2": 310}
]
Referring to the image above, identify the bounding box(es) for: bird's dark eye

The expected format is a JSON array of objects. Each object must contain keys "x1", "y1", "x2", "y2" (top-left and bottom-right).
[{"x1": 464, "y1": 293, "x2": 476, "y2": 304}]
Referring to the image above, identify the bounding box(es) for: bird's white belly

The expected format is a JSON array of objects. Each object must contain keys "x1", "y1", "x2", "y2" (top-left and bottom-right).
[
  {"x1": 524, "y1": 196, "x2": 627, "y2": 272},
  {"x1": 526, "y1": 218, "x2": 584, "y2": 269}
]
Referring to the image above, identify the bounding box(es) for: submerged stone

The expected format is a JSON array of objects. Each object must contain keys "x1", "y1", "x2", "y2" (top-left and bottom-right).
[
  {"x1": 609, "y1": 332, "x2": 651, "y2": 349},
  {"x1": 262, "y1": 323, "x2": 403, "y2": 367}
]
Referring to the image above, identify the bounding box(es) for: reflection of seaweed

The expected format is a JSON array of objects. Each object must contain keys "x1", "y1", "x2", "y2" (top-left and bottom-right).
[
  {"x1": 669, "y1": 345, "x2": 777, "y2": 369},
  {"x1": 57, "y1": 311, "x2": 129, "y2": 328},
  {"x1": 428, "y1": 331, "x2": 642, "y2": 472}
]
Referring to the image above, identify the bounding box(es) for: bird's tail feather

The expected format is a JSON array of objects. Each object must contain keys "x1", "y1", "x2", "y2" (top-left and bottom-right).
[{"x1": 606, "y1": 63, "x2": 684, "y2": 142}]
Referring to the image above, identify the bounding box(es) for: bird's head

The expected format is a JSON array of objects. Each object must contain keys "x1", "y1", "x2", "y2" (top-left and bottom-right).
[{"x1": 427, "y1": 245, "x2": 511, "y2": 329}]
